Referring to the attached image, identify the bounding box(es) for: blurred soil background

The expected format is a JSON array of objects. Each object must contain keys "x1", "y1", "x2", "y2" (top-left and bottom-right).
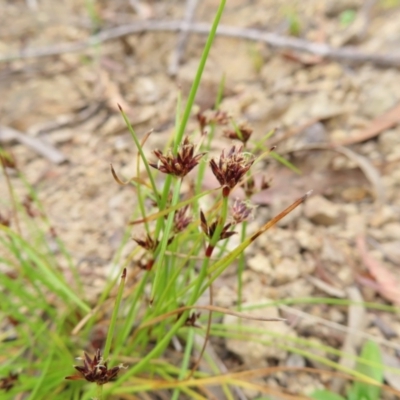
[{"x1": 1, "y1": 0, "x2": 400, "y2": 398}]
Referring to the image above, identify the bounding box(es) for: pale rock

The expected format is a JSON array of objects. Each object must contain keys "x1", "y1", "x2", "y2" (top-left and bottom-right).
[
  {"x1": 359, "y1": 82, "x2": 398, "y2": 119},
  {"x1": 302, "y1": 253, "x2": 317, "y2": 275},
  {"x1": 241, "y1": 270, "x2": 261, "y2": 284},
  {"x1": 224, "y1": 301, "x2": 295, "y2": 366},
  {"x1": 368, "y1": 205, "x2": 398, "y2": 227},
  {"x1": 317, "y1": 63, "x2": 343, "y2": 79},
  {"x1": 383, "y1": 223, "x2": 400, "y2": 241},
  {"x1": 245, "y1": 98, "x2": 276, "y2": 122},
  {"x1": 302, "y1": 337, "x2": 331, "y2": 370},
  {"x1": 381, "y1": 241, "x2": 400, "y2": 265},
  {"x1": 129, "y1": 105, "x2": 157, "y2": 125},
  {"x1": 378, "y1": 129, "x2": 400, "y2": 155},
  {"x1": 270, "y1": 201, "x2": 303, "y2": 227},
  {"x1": 282, "y1": 92, "x2": 343, "y2": 126},
  {"x1": 295, "y1": 229, "x2": 322, "y2": 251},
  {"x1": 387, "y1": 148, "x2": 400, "y2": 163},
  {"x1": 273, "y1": 257, "x2": 301, "y2": 285},
  {"x1": 279, "y1": 237, "x2": 301, "y2": 258},
  {"x1": 341, "y1": 203, "x2": 358, "y2": 216},
  {"x1": 285, "y1": 353, "x2": 306, "y2": 368},
  {"x1": 242, "y1": 279, "x2": 278, "y2": 302},
  {"x1": 24, "y1": 158, "x2": 49, "y2": 183},
  {"x1": 330, "y1": 129, "x2": 348, "y2": 142},
  {"x1": 133, "y1": 76, "x2": 160, "y2": 104},
  {"x1": 98, "y1": 115, "x2": 126, "y2": 136},
  {"x1": 341, "y1": 187, "x2": 369, "y2": 202},
  {"x1": 337, "y1": 266, "x2": 353, "y2": 286},
  {"x1": 260, "y1": 57, "x2": 299, "y2": 87},
  {"x1": 321, "y1": 237, "x2": 345, "y2": 264},
  {"x1": 304, "y1": 195, "x2": 340, "y2": 226},
  {"x1": 113, "y1": 134, "x2": 131, "y2": 151},
  {"x1": 276, "y1": 278, "x2": 314, "y2": 298},
  {"x1": 288, "y1": 372, "x2": 325, "y2": 396},
  {"x1": 215, "y1": 285, "x2": 236, "y2": 308},
  {"x1": 248, "y1": 253, "x2": 273, "y2": 276},
  {"x1": 48, "y1": 128, "x2": 73, "y2": 144},
  {"x1": 345, "y1": 213, "x2": 366, "y2": 238},
  {"x1": 329, "y1": 308, "x2": 345, "y2": 324},
  {"x1": 324, "y1": 0, "x2": 361, "y2": 17}
]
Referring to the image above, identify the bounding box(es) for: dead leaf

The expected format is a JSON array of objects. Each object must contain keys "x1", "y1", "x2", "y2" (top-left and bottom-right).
[
  {"x1": 357, "y1": 236, "x2": 400, "y2": 308},
  {"x1": 332, "y1": 102, "x2": 400, "y2": 146},
  {"x1": 285, "y1": 143, "x2": 385, "y2": 204}
]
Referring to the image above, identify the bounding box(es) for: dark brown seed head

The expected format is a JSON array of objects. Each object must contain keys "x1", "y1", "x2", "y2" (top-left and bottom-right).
[
  {"x1": 200, "y1": 210, "x2": 236, "y2": 241},
  {"x1": 150, "y1": 136, "x2": 206, "y2": 178},
  {"x1": 65, "y1": 349, "x2": 126, "y2": 385},
  {"x1": 231, "y1": 199, "x2": 255, "y2": 224},
  {"x1": 133, "y1": 233, "x2": 174, "y2": 251},
  {"x1": 223, "y1": 122, "x2": 253, "y2": 144},
  {"x1": 0, "y1": 372, "x2": 18, "y2": 392},
  {"x1": 173, "y1": 205, "x2": 192, "y2": 233},
  {"x1": 210, "y1": 146, "x2": 255, "y2": 197},
  {"x1": 133, "y1": 233, "x2": 157, "y2": 251}
]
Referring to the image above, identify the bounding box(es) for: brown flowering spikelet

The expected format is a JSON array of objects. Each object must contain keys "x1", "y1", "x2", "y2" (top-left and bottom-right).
[
  {"x1": 133, "y1": 233, "x2": 174, "y2": 251},
  {"x1": 223, "y1": 122, "x2": 253, "y2": 144},
  {"x1": 133, "y1": 233, "x2": 158, "y2": 251},
  {"x1": 197, "y1": 110, "x2": 230, "y2": 133},
  {"x1": 231, "y1": 199, "x2": 256, "y2": 224},
  {"x1": 65, "y1": 349, "x2": 125, "y2": 385},
  {"x1": 210, "y1": 146, "x2": 255, "y2": 197},
  {"x1": 149, "y1": 136, "x2": 206, "y2": 178},
  {"x1": 0, "y1": 372, "x2": 18, "y2": 392},
  {"x1": 241, "y1": 174, "x2": 271, "y2": 197},
  {"x1": 200, "y1": 210, "x2": 236, "y2": 241},
  {"x1": 176, "y1": 310, "x2": 202, "y2": 328},
  {"x1": 173, "y1": 205, "x2": 192, "y2": 233}
]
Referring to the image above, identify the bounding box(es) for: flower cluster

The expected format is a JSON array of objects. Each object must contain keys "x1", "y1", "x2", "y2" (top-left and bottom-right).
[
  {"x1": 197, "y1": 109, "x2": 230, "y2": 133},
  {"x1": 65, "y1": 349, "x2": 125, "y2": 385},
  {"x1": 200, "y1": 210, "x2": 236, "y2": 242},
  {"x1": 231, "y1": 199, "x2": 255, "y2": 224},
  {"x1": 0, "y1": 372, "x2": 18, "y2": 392},
  {"x1": 150, "y1": 136, "x2": 205, "y2": 178},
  {"x1": 223, "y1": 122, "x2": 253, "y2": 145},
  {"x1": 210, "y1": 146, "x2": 255, "y2": 197},
  {"x1": 173, "y1": 205, "x2": 192, "y2": 233}
]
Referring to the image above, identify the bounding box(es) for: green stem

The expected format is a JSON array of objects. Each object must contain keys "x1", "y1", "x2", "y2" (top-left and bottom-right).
[
  {"x1": 174, "y1": 0, "x2": 226, "y2": 150},
  {"x1": 237, "y1": 221, "x2": 247, "y2": 310},
  {"x1": 151, "y1": 178, "x2": 182, "y2": 304},
  {"x1": 103, "y1": 268, "x2": 126, "y2": 360},
  {"x1": 189, "y1": 196, "x2": 229, "y2": 305},
  {"x1": 96, "y1": 384, "x2": 103, "y2": 400},
  {"x1": 171, "y1": 328, "x2": 195, "y2": 400}
]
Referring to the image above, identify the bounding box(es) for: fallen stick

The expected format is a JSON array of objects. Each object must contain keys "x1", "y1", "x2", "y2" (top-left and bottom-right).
[
  {"x1": 1, "y1": 20, "x2": 400, "y2": 67},
  {"x1": 0, "y1": 125, "x2": 67, "y2": 164}
]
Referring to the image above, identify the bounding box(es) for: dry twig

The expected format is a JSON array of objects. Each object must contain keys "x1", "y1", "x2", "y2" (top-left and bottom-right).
[
  {"x1": 168, "y1": 0, "x2": 199, "y2": 76},
  {"x1": 0, "y1": 125, "x2": 67, "y2": 164},
  {"x1": 1, "y1": 20, "x2": 400, "y2": 67}
]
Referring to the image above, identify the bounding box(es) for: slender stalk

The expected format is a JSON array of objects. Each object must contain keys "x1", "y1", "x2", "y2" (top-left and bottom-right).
[
  {"x1": 174, "y1": 0, "x2": 226, "y2": 149},
  {"x1": 237, "y1": 220, "x2": 247, "y2": 310},
  {"x1": 103, "y1": 268, "x2": 127, "y2": 360},
  {"x1": 96, "y1": 384, "x2": 103, "y2": 400},
  {"x1": 150, "y1": 178, "x2": 182, "y2": 304},
  {"x1": 171, "y1": 328, "x2": 195, "y2": 400}
]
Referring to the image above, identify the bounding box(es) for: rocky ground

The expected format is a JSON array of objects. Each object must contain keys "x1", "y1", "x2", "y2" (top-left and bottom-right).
[{"x1": 1, "y1": 0, "x2": 400, "y2": 398}]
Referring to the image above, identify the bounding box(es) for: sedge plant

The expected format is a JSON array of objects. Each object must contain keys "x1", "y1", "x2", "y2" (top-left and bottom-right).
[{"x1": 2, "y1": 1, "x2": 400, "y2": 399}]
